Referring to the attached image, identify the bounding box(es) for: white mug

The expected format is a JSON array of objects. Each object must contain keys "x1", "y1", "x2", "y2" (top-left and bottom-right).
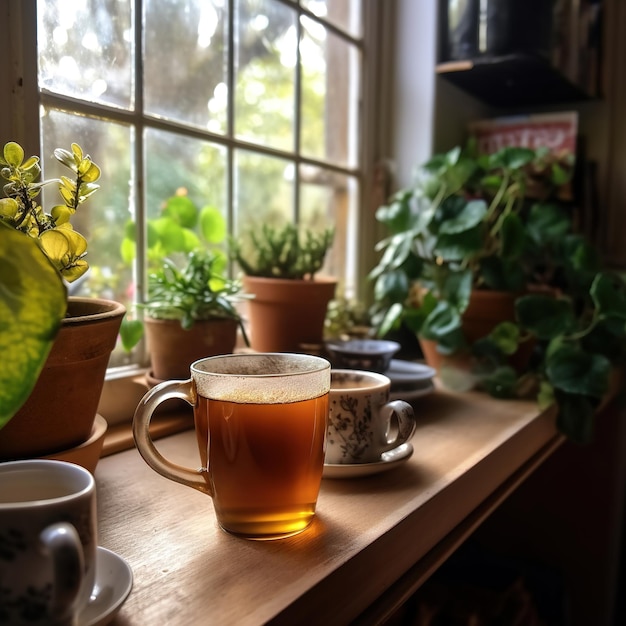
[
  {"x1": 0, "y1": 459, "x2": 97, "y2": 626},
  {"x1": 326, "y1": 369, "x2": 416, "y2": 464}
]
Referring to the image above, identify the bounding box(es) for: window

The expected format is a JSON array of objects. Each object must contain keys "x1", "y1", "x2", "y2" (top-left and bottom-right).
[{"x1": 3, "y1": 0, "x2": 371, "y2": 367}]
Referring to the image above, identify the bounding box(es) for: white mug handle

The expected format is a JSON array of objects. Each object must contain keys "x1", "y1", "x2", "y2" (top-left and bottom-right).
[
  {"x1": 379, "y1": 399, "x2": 416, "y2": 453},
  {"x1": 39, "y1": 522, "x2": 84, "y2": 626}
]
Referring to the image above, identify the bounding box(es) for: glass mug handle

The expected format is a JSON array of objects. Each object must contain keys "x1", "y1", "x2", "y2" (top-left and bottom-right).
[
  {"x1": 379, "y1": 399, "x2": 416, "y2": 452},
  {"x1": 40, "y1": 522, "x2": 84, "y2": 626},
  {"x1": 133, "y1": 380, "x2": 212, "y2": 496}
]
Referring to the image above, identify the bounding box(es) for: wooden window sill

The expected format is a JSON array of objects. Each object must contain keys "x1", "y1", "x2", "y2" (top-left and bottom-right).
[{"x1": 94, "y1": 383, "x2": 569, "y2": 624}]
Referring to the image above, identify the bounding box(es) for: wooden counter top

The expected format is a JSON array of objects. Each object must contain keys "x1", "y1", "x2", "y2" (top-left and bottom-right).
[{"x1": 96, "y1": 386, "x2": 563, "y2": 625}]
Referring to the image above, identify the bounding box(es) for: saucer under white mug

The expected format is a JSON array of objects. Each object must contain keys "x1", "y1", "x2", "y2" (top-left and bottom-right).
[
  {"x1": 78, "y1": 546, "x2": 133, "y2": 626},
  {"x1": 323, "y1": 443, "x2": 414, "y2": 479}
]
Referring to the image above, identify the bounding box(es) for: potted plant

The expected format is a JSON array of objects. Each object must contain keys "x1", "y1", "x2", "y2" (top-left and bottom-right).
[
  {"x1": 370, "y1": 143, "x2": 626, "y2": 443},
  {"x1": 230, "y1": 222, "x2": 336, "y2": 352},
  {"x1": 141, "y1": 249, "x2": 250, "y2": 381},
  {"x1": 0, "y1": 141, "x2": 126, "y2": 464}
]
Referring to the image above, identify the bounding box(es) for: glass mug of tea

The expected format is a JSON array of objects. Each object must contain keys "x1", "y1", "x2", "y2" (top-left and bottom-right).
[{"x1": 133, "y1": 353, "x2": 331, "y2": 540}]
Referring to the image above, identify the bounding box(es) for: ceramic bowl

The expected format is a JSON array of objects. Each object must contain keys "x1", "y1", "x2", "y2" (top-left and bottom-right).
[{"x1": 325, "y1": 339, "x2": 401, "y2": 373}]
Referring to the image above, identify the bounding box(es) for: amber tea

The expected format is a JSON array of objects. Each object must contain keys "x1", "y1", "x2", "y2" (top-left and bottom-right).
[{"x1": 195, "y1": 393, "x2": 328, "y2": 538}]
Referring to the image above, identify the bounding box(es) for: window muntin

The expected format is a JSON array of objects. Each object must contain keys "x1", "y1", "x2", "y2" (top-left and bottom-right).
[{"x1": 35, "y1": 0, "x2": 365, "y2": 367}]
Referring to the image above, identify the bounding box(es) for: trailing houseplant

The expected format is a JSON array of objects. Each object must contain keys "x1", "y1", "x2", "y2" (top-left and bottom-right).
[
  {"x1": 230, "y1": 222, "x2": 336, "y2": 352},
  {"x1": 0, "y1": 141, "x2": 126, "y2": 463},
  {"x1": 139, "y1": 249, "x2": 250, "y2": 381},
  {"x1": 370, "y1": 143, "x2": 626, "y2": 443}
]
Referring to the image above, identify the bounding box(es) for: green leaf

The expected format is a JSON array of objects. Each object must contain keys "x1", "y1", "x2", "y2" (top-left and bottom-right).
[
  {"x1": 373, "y1": 269, "x2": 409, "y2": 303},
  {"x1": 526, "y1": 203, "x2": 571, "y2": 246},
  {"x1": 163, "y1": 195, "x2": 198, "y2": 229},
  {"x1": 500, "y1": 212, "x2": 526, "y2": 259},
  {"x1": 151, "y1": 217, "x2": 187, "y2": 253},
  {"x1": 537, "y1": 381, "x2": 555, "y2": 410},
  {"x1": 546, "y1": 343, "x2": 610, "y2": 399},
  {"x1": 119, "y1": 319, "x2": 144, "y2": 352},
  {"x1": 0, "y1": 227, "x2": 67, "y2": 428},
  {"x1": 421, "y1": 301, "x2": 462, "y2": 341},
  {"x1": 377, "y1": 302, "x2": 404, "y2": 337},
  {"x1": 481, "y1": 366, "x2": 518, "y2": 398},
  {"x1": 438, "y1": 199, "x2": 487, "y2": 235},
  {"x1": 181, "y1": 229, "x2": 201, "y2": 253},
  {"x1": 372, "y1": 231, "x2": 415, "y2": 276},
  {"x1": 494, "y1": 146, "x2": 535, "y2": 170},
  {"x1": 516, "y1": 294, "x2": 576, "y2": 340},
  {"x1": 3, "y1": 142, "x2": 24, "y2": 167},
  {"x1": 199, "y1": 205, "x2": 226, "y2": 244},
  {"x1": 590, "y1": 273, "x2": 626, "y2": 320},
  {"x1": 435, "y1": 225, "x2": 484, "y2": 262},
  {"x1": 120, "y1": 238, "x2": 136, "y2": 265},
  {"x1": 440, "y1": 269, "x2": 472, "y2": 312},
  {"x1": 489, "y1": 321, "x2": 520, "y2": 355},
  {"x1": 375, "y1": 192, "x2": 413, "y2": 232}
]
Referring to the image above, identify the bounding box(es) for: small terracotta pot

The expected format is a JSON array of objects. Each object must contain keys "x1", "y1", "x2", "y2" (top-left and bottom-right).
[
  {"x1": 0, "y1": 297, "x2": 126, "y2": 460},
  {"x1": 144, "y1": 317, "x2": 238, "y2": 380},
  {"x1": 243, "y1": 276, "x2": 337, "y2": 353},
  {"x1": 419, "y1": 289, "x2": 534, "y2": 374}
]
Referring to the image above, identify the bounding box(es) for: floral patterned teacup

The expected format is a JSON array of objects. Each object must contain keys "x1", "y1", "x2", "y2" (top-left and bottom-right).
[
  {"x1": 0, "y1": 460, "x2": 97, "y2": 626},
  {"x1": 326, "y1": 369, "x2": 416, "y2": 465}
]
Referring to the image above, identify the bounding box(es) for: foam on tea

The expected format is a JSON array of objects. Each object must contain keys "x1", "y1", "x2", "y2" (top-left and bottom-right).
[{"x1": 193, "y1": 353, "x2": 329, "y2": 404}]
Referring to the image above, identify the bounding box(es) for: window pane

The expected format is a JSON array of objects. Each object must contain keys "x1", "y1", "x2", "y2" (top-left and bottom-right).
[
  {"x1": 144, "y1": 0, "x2": 228, "y2": 133},
  {"x1": 40, "y1": 108, "x2": 134, "y2": 308},
  {"x1": 301, "y1": 0, "x2": 362, "y2": 37},
  {"x1": 300, "y1": 17, "x2": 360, "y2": 167},
  {"x1": 300, "y1": 167, "x2": 358, "y2": 292},
  {"x1": 143, "y1": 128, "x2": 228, "y2": 270},
  {"x1": 234, "y1": 0, "x2": 297, "y2": 151},
  {"x1": 37, "y1": 0, "x2": 133, "y2": 109},
  {"x1": 234, "y1": 150, "x2": 293, "y2": 235}
]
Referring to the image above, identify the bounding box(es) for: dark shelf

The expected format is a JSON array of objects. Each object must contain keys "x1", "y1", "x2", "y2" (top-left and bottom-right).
[{"x1": 436, "y1": 54, "x2": 595, "y2": 108}]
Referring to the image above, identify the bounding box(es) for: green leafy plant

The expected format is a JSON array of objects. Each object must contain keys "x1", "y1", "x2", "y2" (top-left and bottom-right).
[
  {"x1": 230, "y1": 222, "x2": 334, "y2": 280},
  {"x1": 0, "y1": 141, "x2": 101, "y2": 427},
  {"x1": 370, "y1": 143, "x2": 626, "y2": 443},
  {"x1": 121, "y1": 189, "x2": 227, "y2": 270},
  {"x1": 141, "y1": 249, "x2": 249, "y2": 341}
]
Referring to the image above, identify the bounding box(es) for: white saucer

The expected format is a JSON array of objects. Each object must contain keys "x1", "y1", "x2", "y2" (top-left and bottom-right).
[
  {"x1": 386, "y1": 360, "x2": 436, "y2": 385},
  {"x1": 79, "y1": 546, "x2": 133, "y2": 626},
  {"x1": 323, "y1": 443, "x2": 414, "y2": 479},
  {"x1": 390, "y1": 381, "x2": 435, "y2": 402}
]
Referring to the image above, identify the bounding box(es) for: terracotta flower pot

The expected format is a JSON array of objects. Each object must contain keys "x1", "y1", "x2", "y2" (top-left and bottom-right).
[
  {"x1": 419, "y1": 289, "x2": 533, "y2": 374},
  {"x1": 145, "y1": 317, "x2": 238, "y2": 381},
  {"x1": 0, "y1": 297, "x2": 126, "y2": 461},
  {"x1": 243, "y1": 276, "x2": 337, "y2": 353}
]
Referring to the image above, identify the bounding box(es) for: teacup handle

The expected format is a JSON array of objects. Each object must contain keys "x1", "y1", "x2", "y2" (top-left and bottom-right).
[
  {"x1": 40, "y1": 522, "x2": 84, "y2": 626},
  {"x1": 379, "y1": 399, "x2": 416, "y2": 452},
  {"x1": 133, "y1": 379, "x2": 212, "y2": 496}
]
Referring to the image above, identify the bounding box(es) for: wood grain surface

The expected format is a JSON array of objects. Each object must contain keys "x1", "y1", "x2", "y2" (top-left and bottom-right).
[{"x1": 95, "y1": 386, "x2": 561, "y2": 625}]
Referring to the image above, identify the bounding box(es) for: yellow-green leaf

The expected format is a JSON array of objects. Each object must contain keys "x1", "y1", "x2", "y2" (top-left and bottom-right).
[
  {"x1": 39, "y1": 229, "x2": 71, "y2": 266},
  {"x1": 51, "y1": 205, "x2": 72, "y2": 225},
  {"x1": 0, "y1": 198, "x2": 19, "y2": 219},
  {"x1": 3, "y1": 142, "x2": 24, "y2": 167},
  {"x1": 61, "y1": 258, "x2": 89, "y2": 282},
  {"x1": 81, "y1": 161, "x2": 101, "y2": 183},
  {"x1": 0, "y1": 227, "x2": 67, "y2": 428}
]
